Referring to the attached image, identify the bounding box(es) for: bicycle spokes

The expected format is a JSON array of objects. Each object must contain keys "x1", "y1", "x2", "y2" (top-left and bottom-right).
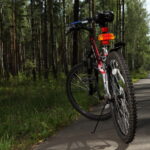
[{"x1": 110, "y1": 59, "x2": 130, "y2": 135}]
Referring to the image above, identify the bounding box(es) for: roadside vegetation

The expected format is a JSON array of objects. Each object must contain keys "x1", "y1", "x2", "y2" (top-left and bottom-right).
[
  {"x1": 0, "y1": 70, "x2": 148, "y2": 150},
  {"x1": 132, "y1": 70, "x2": 149, "y2": 83},
  {"x1": 0, "y1": 75, "x2": 79, "y2": 150}
]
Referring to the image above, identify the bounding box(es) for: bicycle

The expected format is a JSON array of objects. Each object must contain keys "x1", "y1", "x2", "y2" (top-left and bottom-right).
[{"x1": 66, "y1": 11, "x2": 137, "y2": 143}]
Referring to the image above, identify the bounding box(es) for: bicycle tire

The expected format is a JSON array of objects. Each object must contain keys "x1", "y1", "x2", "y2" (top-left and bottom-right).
[
  {"x1": 107, "y1": 51, "x2": 137, "y2": 143},
  {"x1": 66, "y1": 62, "x2": 111, "y2": 121}
]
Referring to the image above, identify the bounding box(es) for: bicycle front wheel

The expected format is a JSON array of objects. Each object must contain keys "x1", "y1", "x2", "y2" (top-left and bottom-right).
[
  {"x1": 66, "y1": 62, "x2": 111, "y2": 120},
  {"x1": 107, "y1": 51, "x2": 137, "y2": 143}
]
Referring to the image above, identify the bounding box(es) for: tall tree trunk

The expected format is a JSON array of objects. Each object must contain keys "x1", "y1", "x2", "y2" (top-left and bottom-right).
[
  {"x1": 38, "y1": 7, "x2": 42, "y2": 79},
  {"x1": 48, "y1": 0, "x2": 57, "y2": 78},
  {"x1": 72, "y1": 0, "x2": 79, "y2": 66},
  {"x1": 37, "y1": 27, "x2": 42, "y2": 79},
  {"x1": 31, "y1": 0, "x2": 36, "y2": 80},
  {"x1": 62, "y1": 0, "x2": 68, "y2": 75},
  {"x1": 92, "y1": 0, "x2": 95, "y2": 18},
  {"x1": 10, "y1": 0, "x2": 17, "y2": 75},
  {"x1": 0, "y1": 5, "x2": 4, "y2": 77},
  {"x1": 121, "y1": 0, "x2": 126, "y2": 57},
  {"x1": 91, "y1": 0, "x2": 95, "y2": 36},
  {"x1": 43, "y1": 0, "x2": 48, "y2": 79},
  {"x1": 89, "y1": 0, "x2": 92, "y2": 18}
]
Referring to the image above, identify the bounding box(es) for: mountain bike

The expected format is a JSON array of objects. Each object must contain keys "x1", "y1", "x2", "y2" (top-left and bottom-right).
[{"x1": 66, "y1": 11, "x2": 137, "y2": 143}]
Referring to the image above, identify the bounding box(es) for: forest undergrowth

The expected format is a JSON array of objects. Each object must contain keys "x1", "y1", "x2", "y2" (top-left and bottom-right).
[
  {"x1": 0, "y1": 70, "x2": 148, "y2": 150},
  {"x1": 0, "y1": 74, "x2": 79, "y2": 150}
]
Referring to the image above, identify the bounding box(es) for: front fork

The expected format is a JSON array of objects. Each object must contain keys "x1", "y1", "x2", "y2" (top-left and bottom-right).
[
  {"x1": 98, "y1": 46, "x2": 111, "y2": 100},
  {"x1": 102, "y1": 73, "x2": 111, "y2": 99}
]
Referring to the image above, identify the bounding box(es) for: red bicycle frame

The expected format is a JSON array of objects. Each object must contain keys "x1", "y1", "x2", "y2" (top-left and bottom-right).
[{"x1": 89, "y1": 27, "x2": 115, "y2": 99}]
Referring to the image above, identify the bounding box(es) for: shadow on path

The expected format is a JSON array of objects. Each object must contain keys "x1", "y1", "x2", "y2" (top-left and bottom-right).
[
  {"x1": 33, "y1": 117, "x2": 129, "y2": 150},
  {"x1": 33, "y1": 78, "x2": 150, "y2": 150}
]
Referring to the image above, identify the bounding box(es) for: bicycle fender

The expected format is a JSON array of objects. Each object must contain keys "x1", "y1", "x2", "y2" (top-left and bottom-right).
[
  {"x1": 109, "y1": 42, "x2": 125, "y2": 53},
  {"x1": 109, "y1": 46, "x2": 121, "y2": 53}
]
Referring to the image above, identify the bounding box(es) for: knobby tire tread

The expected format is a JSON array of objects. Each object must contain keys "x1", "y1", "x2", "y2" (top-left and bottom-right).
[{"x1": 108, "y1": 51, "x2": 137, "y2": 143}]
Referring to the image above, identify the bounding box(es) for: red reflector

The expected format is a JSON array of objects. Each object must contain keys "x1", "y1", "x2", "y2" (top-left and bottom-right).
[
  {"x1": 101, "y1": 27, "x2": 108, "y2": 32},
  {"x1": 101, "y1": 40, "x2": 110, "y2": 45}
]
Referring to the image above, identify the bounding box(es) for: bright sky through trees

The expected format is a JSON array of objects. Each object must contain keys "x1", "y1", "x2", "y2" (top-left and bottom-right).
[
  {"x1": 145, "y1": 0, "x2": 150, "y2": 14},
  {"x1": 144, "y1": 0, "x2": 150, "y2": 30}
]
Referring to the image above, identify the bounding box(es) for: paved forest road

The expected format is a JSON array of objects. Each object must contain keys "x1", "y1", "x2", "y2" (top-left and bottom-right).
[{"x1": 33, "y1": 77, "x2": 150, "y2": 150}]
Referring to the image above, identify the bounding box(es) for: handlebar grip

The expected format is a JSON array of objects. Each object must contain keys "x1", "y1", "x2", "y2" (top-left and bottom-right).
[
  {"x1": 70, "y1": 19, "x2": 91, "y2": 26},
  {"x1": 65, "y1": 18, "x2": 94, "y2": 35}
]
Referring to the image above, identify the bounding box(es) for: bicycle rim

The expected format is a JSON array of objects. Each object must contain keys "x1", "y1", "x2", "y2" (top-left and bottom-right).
[{"x1": 66, "y1": 63, "x2": 111, "y2": 120}]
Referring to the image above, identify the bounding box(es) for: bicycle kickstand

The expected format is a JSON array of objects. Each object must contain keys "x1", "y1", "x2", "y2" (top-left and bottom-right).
[{"x1": 91, "y1": 100, "x2": 107, "y2": 134}]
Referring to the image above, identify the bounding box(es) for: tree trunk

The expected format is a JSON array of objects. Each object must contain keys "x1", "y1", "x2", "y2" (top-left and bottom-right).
[
  {"x1": 89, "y1": 0, "x2": 92, "y2": 18},
  {"x1": 72, "y1": 0, "x2": 79, "y2": 66},
  {"x1": 48, "y1": 0, "x2": 57, "y2": 78},
  {"x1": 62, "y1": 0, "x2": 68, "y2": 75},
  {"x1": 92, "y1": 0, "x2": 95, "y2": 36},
  {"x1": 38, "y1": 5, "x2": 42, "y2": 79},
  {"x1": 10, "y1": 0, "x2": 17, "y2": 75},
  {"x1": 43, "y1": 0, "x2": 48, "y2": 79},
  {"x1": 0, "y1": 5, "x2": 4, "y2": 77},
  {"x1": 31, "y1": 0, "x2": 36, "y2": 80}
]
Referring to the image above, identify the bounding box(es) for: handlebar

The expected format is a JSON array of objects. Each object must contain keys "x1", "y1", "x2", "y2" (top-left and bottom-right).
[
  {"x1": 66, "y1": 11, "x2": 114, "y2": 35},
  {"x1": 70, "y1": 20, "x2": 91, "y2": 25},
  {"x1": 66, "y1": 19, "x2": 93, "y2": 35}
]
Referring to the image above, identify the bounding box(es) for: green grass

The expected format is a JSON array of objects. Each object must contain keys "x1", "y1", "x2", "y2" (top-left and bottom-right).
[
  {"x1": 131, "y1": 70, "x2": 149, "y2": 83},
  {"x1": 0, "y1": 69, "x2": 149, "y2": 150},
  {"x1": 0, "y1": 135, "x2": 12, "y2": 150},
  {"x1": 0, "y1": 77, "x2": 79, "y2": 150}
]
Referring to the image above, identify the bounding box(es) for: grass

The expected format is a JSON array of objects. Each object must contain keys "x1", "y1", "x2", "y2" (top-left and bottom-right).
[
  {"x1": 131, "y1": 69, "x2": 149, "y2": 83},
  {"x1": 0, "y1": 76, "x2": 79, "y2": 150},
  {"x1": 0, "y1": 135, "x2": 12, "y2": 150},
  {"x1": 0, "y1": 69, "x2": 149, "y2": 150}
]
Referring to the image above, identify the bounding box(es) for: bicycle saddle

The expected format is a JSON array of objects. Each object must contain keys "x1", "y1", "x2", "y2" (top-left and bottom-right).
[{"x1": 95, "y1": 11, "x2": 114, "y2": 26}]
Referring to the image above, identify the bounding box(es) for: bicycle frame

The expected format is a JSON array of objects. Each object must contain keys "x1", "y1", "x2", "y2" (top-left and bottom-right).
[{"x1": 89, "y1": 30, "x2": 111, "y2": 99}]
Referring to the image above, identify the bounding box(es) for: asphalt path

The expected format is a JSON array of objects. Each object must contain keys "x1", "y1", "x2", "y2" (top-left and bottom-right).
[{"x1": 33, "y1": 77, "x2": 150, "y2": 150}]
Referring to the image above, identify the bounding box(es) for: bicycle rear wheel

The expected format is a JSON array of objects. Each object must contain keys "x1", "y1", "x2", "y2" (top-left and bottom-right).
[
  {"x1": 107, "y1": 51, "x2": 137, "y2": 143},
  {"x1": 66, "y1": 62, "x2": 111, "y2": 120}
]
